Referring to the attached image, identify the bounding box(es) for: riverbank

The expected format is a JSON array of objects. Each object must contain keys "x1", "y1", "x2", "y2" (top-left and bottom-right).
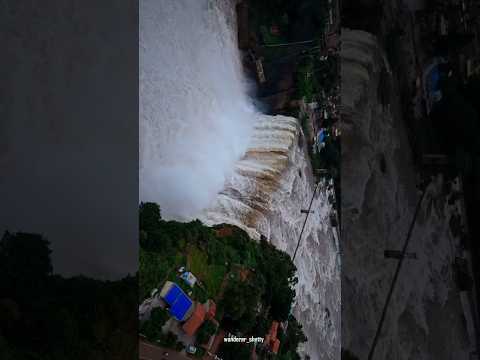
[{"x1": 236, "y1": 0, "x2": 342, "y2": 222}]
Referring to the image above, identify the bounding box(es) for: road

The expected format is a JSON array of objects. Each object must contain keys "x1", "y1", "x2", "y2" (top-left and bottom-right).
[{"x1": 139, "y1": 340, "x2": 191, "y2": 360}]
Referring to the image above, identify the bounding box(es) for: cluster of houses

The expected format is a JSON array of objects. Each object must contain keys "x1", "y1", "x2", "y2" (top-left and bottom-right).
[
  {"x1": 158, "y1": 275, "x2": 225, "y2": 356},
  {"x1": 138, "y1": 266, "x2": 222, "y2": 358},
  {"x1": 299, "y1": 90, "x2": 341, "y2": 155},
  {"x1": 148, "y1": 278, "x2": 285, "y2": 359},
  {"x1": 417, "y1": 0, "x2": 480, "y2": 82}
]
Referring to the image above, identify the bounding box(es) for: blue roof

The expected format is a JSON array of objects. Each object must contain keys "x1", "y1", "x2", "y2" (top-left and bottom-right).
[
  {"x1": 317, "y1": 129, "x2": 326, "y2": 144},
  {"x1": 163, "y1": 283, "x2": 193, "y2": 321},
  {"x1": 429, "y1": 66, "x2": 441, "y2": 92}
]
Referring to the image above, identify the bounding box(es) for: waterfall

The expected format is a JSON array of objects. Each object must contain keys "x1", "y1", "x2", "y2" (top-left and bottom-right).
[
  {"x1": 200, "y1": 114, "x2": 341, "y2": 359},
  {"x1": 140, "y1": 0, "x2": 256, "y2": 220},
  {"x1": 140, "y1": 1, "x2": 340, "y2": 358}
]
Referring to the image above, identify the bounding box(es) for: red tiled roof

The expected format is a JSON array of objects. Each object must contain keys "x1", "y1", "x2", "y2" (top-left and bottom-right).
[
  {"x1": 206, "y1": 300, "x2": 217, "y2": 320},
  {"x1": 272, "y1": 339, "x2": 280, "y2": 354},
  {"x1": 269, "y1": 321, "x2": 279, "y2": 340},
  {"x1": 182, "y1": 303, "x2": 206, "y2": 336},
  {"x1": 265, "y1": 321, "x2": 281, "y2": 354}
]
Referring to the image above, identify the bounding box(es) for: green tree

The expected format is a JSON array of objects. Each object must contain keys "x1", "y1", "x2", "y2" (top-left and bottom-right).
[
  {"x1": 140, "y1": 319, "x2": 161, "y2": 342},
  {"x1": 161, "y1": 331, "x2": 178, "y2": 348},
  {"x1": 257, "y1": 240, "x2": 297, "y2": 321},
  {"x1": 218, "y1": 342, "x2": 252, "y2": 360},
  {"x1": 139, "y1": 202, "x2": 161, "y2": 232},
  {"x1": 221, "y1": 280, "x2": 249, "y2": 321},
  {"x1": 0, "y1": 232, "x2": 52, "y2": 301},
  {"x1": 196, "y1": 320, "x2": 217, "y2": 345},
  {"x1": 150, "y1": 307, "x2": 169, "y2": 329},
  {"x1": 0, "y1": 335, "x2": 15, "y2": 360},
  {"x1": 278, "y1": 315, "x2": 307, "y2": 359}
]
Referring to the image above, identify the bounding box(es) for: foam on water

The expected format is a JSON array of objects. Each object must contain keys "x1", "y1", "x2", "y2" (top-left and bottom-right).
[{"x1": 140, "y1": 0, "x2": 256, "y2": 220}]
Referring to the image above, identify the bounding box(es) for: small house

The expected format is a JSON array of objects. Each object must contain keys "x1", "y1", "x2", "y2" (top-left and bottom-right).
[
  {"x1": 264, "y1": 321, "x2": 281, "y2": 355},
  {"x1": 180, "y1": 271, "x2": 197, "y2": 287}
]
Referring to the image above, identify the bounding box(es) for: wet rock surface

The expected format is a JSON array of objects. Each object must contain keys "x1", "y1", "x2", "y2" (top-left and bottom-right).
[{"x1": 341, "y1": 29, "x2": 471, "y2": 359}]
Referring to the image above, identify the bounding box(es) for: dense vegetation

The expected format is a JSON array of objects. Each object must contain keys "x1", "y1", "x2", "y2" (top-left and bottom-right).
[
  {"x1": 196, "y1": 320, "x2": 217, "y2": 345},
  {"x1": 0, "y1": 232, "x2": 137, "y2": 360},
  {"x1": 297, "y1": 54, "x2": 338, "y2": 101},
  {"x1": 139, "y1": 307, "x2": 177, "y2": 346},
  {"x1": 276, "y1": 315, "x2": 308, "y2": 360},
  {"x1": 139, "y1": 202, "x2": 307, "y2": 358},
  {"x1": 249, "y1": 0, "x2": 330, "y2": 44}
]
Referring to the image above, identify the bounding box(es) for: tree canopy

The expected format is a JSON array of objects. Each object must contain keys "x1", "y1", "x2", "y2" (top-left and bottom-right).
[
  {"x1": 139, "y1": 204, "x2": 305, "y2": 358},
  {"x1": 0, "y1": 232, "x2": 137, "y2": 360}
]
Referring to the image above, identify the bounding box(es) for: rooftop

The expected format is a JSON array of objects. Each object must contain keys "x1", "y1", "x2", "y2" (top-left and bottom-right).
[
  {"x1": 182, "y1": 302, "x2": 206, "y2": 336},
  {"x1": 160, "y1": 281, "x2": 194, "y2": 321}
]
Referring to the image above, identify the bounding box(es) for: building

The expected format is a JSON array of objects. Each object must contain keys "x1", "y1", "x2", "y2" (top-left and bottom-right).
[
  {"x1": 182, "y1": 302, "x2": 206, "y2": 336},
  {"x1": 205, "y1": 299, "x2": 217, "y2": 320},
  {"x1": 264, "y1": 321, "x2": 281, "y2": 355},
  {"x1": 180, "y1": 271, "x2": 197, "y2": 287},
  {"x1": 160, "y1": 281, "x2": 194, "y2": 321}
]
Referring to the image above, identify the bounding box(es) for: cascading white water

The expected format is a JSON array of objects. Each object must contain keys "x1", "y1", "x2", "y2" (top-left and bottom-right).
[
  {"x1": 140, "y1": 0, "x2": 256, "y2": 219},
  {"x1": 140, "y1": 1, "x2": 340, "y2": 359},
  {"x1": 200, "y1": 114, "x2": 341, "y2": 359}
]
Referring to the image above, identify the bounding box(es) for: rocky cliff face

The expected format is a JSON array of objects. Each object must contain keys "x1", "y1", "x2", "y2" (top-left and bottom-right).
[
  {"x1": 201, "y1": 114, "x2": 341, "y2": 360},
  {"x1": 341, "y1": 29, "x2": 471, "y2": 359}
]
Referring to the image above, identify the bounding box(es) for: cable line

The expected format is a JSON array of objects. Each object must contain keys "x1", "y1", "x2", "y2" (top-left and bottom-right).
[
  {"x1": 261, "y1": 39, "x2": 317, "y2": 48},
  {"x1": 367, "y1": 186, "x2": 428, "y2": 360},
  {"x1": 292, "y1": 181, "x2": 321, "y2": 262}
]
